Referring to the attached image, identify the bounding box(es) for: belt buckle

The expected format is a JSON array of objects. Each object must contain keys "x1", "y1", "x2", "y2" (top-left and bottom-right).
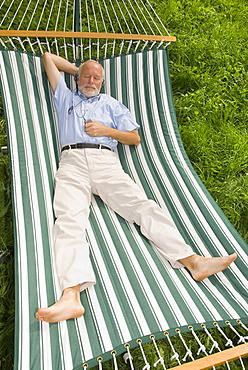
[{"x1": 99, "y1": 144, "x2": 102, "y2": 149}]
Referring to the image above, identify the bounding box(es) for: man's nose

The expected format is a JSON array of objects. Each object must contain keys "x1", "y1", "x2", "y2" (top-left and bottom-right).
[{"x1": 89, "y1": 76, "x2": 94, "y2": 83}]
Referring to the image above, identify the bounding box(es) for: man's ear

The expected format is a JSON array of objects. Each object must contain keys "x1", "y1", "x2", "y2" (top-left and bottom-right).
[{"x1": 100, "y1": 79, "x2": 105, "y2": 91}]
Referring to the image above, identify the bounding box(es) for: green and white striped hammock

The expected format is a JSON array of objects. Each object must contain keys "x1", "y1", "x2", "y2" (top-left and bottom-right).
[
  {"x1": 0, "y1": 50, "x2": 248, "y2": 370},
  {"x1": 0, "y1": 47, "x2": 247, "y2": 369}
]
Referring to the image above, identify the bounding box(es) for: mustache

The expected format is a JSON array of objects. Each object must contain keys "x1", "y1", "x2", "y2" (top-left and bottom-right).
[{"x1": 82, "y1": 84, "x2": 97, "y2": 89}]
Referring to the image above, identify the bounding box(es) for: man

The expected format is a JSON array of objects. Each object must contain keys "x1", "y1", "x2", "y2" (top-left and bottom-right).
[{"x1": 36, "y1": 52, "x2": 237, "y2": 323}]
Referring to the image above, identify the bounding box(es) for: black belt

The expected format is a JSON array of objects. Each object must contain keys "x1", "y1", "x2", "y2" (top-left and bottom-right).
[{"x1": 61, "y1": 143, "x2": 112, "y2": 152}]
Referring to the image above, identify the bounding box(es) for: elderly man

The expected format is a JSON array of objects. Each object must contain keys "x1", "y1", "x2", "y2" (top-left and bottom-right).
[{"x1": 36, "y1": 52, "x2": 237, "y2": 323}]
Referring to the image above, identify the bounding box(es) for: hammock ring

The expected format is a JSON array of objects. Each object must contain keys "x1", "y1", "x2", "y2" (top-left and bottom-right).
[
  {"x1": 201, "y1": 323, "x2": 206, "y2": 328},
  {"x1": 136, "y1": 338, "x2": 142, "y2": 344},
  {"x1": 111, "y1": 350, "x2": 117, "y2": 355},
  {"x1": 97, "y1": 357, "x2": 103, "y2": 362},
  {"x1": 124, "y1": 343, "x2": 130, "y2": 349},
  {"x1": 150, "y1": 334, "x2": 155, "y2": 340},
  {"x1": 82, "y1": 363, "x2": 88, "y2": 368},
  {"x1": 188, "y1": 325, "x2": 194, "y2": 330},
  {"x1": 175, "y1": 328, "x2": 181, "y2": 333}
]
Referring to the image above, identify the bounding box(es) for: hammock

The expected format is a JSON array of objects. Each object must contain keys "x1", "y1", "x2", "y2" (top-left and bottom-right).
[{"x1": 0, "y1": 1, "x2": 247, "y2": 369}]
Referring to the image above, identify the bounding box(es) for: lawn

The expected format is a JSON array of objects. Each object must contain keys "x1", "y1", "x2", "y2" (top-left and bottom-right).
[
  {"x1": 0, "y1": 0, "x2": 247, "y2": 368},
  {"x1": 163, "y1": 0, "x2": 248, "y2": 242}
]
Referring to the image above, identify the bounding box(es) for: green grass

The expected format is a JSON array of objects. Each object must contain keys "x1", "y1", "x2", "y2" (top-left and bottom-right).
[
  {"x1": 0, "y1": 102, "x2": 15, "y2": 369},
  {"x1": 0, "y1": 0, "x2": 248, "y2": 369},
  {"x1": 161, "y1": 0, "x2": 248, "y2": 242}
]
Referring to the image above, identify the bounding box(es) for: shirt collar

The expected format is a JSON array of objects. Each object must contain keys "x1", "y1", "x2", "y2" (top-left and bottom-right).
[{"x1": 77, "y1": 92, "x2": 101, "y2": 102}]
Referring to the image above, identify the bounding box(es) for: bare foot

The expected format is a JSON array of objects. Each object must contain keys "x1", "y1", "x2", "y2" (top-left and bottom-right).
[
  {"x1": 179, "y1": 253, "x2": 237, "y2": 281},
  {"x1": 35, "y1": 285, "x2": 85, "y2": 323}
]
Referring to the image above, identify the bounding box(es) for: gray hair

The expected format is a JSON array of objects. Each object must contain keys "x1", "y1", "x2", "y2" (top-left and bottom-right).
[{"x1": 78, "y1": 60, "x2": 104, "y2": 81}]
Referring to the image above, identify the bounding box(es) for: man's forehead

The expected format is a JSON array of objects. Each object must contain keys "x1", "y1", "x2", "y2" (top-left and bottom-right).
[{"x1": 80, "y1": 60, "x2": 104, "y2": 74}]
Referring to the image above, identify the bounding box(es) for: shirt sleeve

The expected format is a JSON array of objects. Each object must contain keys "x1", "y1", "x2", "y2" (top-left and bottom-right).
[
  {"x1": 53, "y1": 76, "x2": 71, "y2": 113},
  {"x1": 112, "y1": 99, "x2": 140, "y2": 132}
]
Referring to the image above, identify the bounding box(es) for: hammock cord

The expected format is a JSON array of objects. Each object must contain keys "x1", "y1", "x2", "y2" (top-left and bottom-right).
[
  {"x1": 27, "y1": 1, "x2": 39, "y2": 30},
  {"x1": 101, "y1": 0, "x2": 116, "y2": 58},
  {"x1": 0, "y1": 0, "x2": 7, "y2": 12},
  {"x1": 108, "y1": 0, "x2": 129, "y2": 56},
  {"x1": 90, "y1": 0, "x2": 100, "y2": 59},
  {"x1": 111, "y1": 350, "x2": 119, "y2": 370},
  {"x1": 114, "y1": 0, "x2": 132, "y2": 33},
  {"x1": 62, "y1": 0, "x2": 70, "y2": 60},
  {"x1": 17, "y1": 0, "x2": 32, "y2": 30},
  {"x1": 124, "y1": 344, "x2": 135, "y2": 370},
  {"x1": 227, "y1": 322, "x2": 248, "y2": 344},
  {"x1": 36, "y1": 0, "x2": 47, "y2": 30},
  {"x1": 202, "y1": 325, "x2": 232, "y2": 370},
  {"x1": 4, "y1": 0, "x2": 23, "y2": 29},
  {"x1": 33, "y1": 0, "x2": 47, "y2": 53},
  {"x1": 165, "y1": 333, "x2": 181, "y2": 367},
  {"x1": 125, "y1": 0, "x2": 148, "y2": 35},
  {"x1": 97, "y1": 357, "x2": 103, "y2": 370},
  {"x1": 119, "y1": 0, "x2": 141, "y2": 53},
  {"x1": 108, "y1": 1, "x2": 124, "y2": 34},
  {"x1": 144, "y1": 0, "x2": 170, "y2": 36},
  {"x1": 120, "y1": 0, "x2": 142, "y2": 35},
  {"x1": 176, "y1": 329, "x2": 195, "y2": 362},
  {"x1": 189, "y1": 327, "x2": 210, "y2": 359},
  {"x1": 85, "y1": 0, "x2": 92, "y2": 59},
  {"x1": 72, "y1": 0, "x2": 79, "y2": 60},
  {"x1": 137, "y1": 340, "x2": 150, "y2": 369},
  {"x1": 113, "y1": 0, "x2": 133, "y2": 54},
  {"x1": 215, "y1": 322, "x2": 247, "y2": 370},
  {"x1": 0, "y1": 0, "x2": 23, "y2": 50},
  {"x1": 79, "y1": 0, "x2": 84, "y2": 60},
  {"x1": 150, "y1": 335, "x2": 166, "y2": 369},
  {"x1": 239, "y1": 321, "x2": 248, "y2": 332},
  {"x1": 214, "y1": 322, "x2": 233, "y2": 347},
  {"x1": 0, "y1": 0, "x2": 172, "y2": 58},
  {"x1": 132, "y1": 0, "x2": 155, "y2": 36},
  {"x1": 50, "y1": 0, "x2": 58, "y2": 55},
  {"x1": 96, "y1": 0, "x2": 109, "y2": 58}
]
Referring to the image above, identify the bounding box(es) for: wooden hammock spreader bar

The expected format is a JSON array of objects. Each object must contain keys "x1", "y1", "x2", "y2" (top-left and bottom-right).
[
  {"x1": 172, "y1": 343, "x2": 248, "y2": 370},
  {"x1": 0, "y1": 30, "x2": 176, "y2": 42}
]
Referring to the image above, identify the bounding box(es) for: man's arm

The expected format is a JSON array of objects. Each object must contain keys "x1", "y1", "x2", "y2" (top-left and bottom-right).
[
  {"x1": 85, "y1": 121, "x2": 140, "y2": 146},
  {"x1": 43, "y1": 52, "x2": 78, "y2": 92}
]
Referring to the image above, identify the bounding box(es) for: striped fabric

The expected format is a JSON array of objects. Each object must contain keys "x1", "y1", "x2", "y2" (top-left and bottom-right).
[{"x1": 0, "y1": 48, "x2": 247, "y2": 370}]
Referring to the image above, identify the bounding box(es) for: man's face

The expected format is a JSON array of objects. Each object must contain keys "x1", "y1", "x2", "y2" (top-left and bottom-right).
[{"x1": 78, "y1": 61, "x2": 103, "y2": 98}]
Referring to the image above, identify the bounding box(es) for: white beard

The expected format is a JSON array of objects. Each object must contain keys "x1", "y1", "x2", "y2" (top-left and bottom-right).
[{"x1": 78, "y1": 84, "x2": 100, "y2": 98}]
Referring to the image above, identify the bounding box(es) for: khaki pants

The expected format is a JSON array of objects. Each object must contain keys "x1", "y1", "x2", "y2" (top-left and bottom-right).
[{"x1": 53, "y1": 149, "x2": 194, "y2": 292}]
